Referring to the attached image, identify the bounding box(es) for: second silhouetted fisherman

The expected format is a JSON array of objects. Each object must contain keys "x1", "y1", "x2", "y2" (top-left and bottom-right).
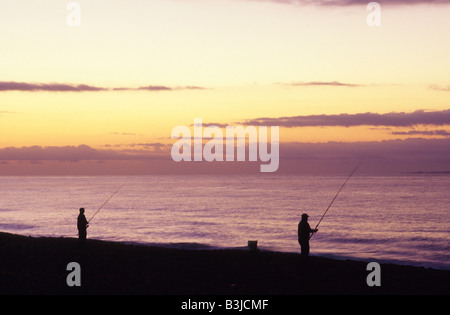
[
  {"x1": 77, "y1": 208, "x2": 89, "y2": 241},
  {"x1": 298, "y1": 213, "x2": 318, "y2": 257}
]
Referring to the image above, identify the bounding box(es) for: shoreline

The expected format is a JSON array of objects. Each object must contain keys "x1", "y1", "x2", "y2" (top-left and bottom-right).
[
  {"x1": 1, "y1": 232, "x2": 449, "y2": 295},
  {"x1": 7, "y1": 231, "x2": 449, "y2": 271},
  {"x1": 95, "y1": 239, "x2": 450, "y2": 271}
]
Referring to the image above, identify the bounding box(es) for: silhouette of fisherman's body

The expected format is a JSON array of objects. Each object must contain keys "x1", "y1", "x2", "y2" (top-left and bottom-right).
[
  {"x1": 298, "y1": 213, "x2": 318, "y2": 257},
  {"x1": 77, "y1": 208, "x2": 89, "y2": 241}
]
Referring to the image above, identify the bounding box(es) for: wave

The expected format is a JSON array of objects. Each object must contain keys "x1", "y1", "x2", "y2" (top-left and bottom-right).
[{"x1": 0, "y1": 223, "x2": 36, "y2": 230}]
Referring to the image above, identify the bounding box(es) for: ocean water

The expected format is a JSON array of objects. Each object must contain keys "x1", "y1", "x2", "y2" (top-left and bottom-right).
[{"x1": 0, "y1": 175, "x2": 448, "y2": 270}]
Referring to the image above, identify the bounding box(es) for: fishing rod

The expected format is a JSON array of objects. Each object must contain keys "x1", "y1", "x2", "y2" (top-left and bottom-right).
[
  {"x1": 310, "y1": 164, "x2": 361, "y2": 239},
  {"x1": 88, "y1": 184, "x2": 125, "y2": 224}
]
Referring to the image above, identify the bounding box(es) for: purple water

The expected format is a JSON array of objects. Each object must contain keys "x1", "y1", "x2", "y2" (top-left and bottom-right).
[{"x1": 0, "y1": 174, "x2": 448, "y2": 269}]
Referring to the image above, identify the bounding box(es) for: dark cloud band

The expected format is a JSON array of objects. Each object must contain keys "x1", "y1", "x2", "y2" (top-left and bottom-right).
[
  {"x1": 239, "y1": 110, "x2": 450, "y2": 127},
  {"x1": 0, "y1": 81, "x2": 206, "y2": 92}
]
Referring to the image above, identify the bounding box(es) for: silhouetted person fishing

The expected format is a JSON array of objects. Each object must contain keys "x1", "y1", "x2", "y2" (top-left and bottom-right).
[
  {"x1": 77, "y1": 208, "x2": 89, "y2": 241},
  {"x1": 297, "y1": 165, "x2": 360, "y2": 257},
  {"x1": 298, "y1": 213, "x2": 318, "y2": 257},
  {"x1": 75, "y1": 185, "x2": 124, "y2": 242}
]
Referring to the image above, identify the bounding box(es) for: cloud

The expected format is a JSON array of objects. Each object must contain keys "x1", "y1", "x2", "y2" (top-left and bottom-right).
[
  {"x1": 250, "y1": 0, "x2": 450, "y2": 6},
  {"x1": 137, "y1": 85, "x2": 206, "y2": 91},
  {"x1": 125, "y1": 143, "x2": 171, "y2": 153},
  {"x1": 280, "y1": 81, "x2": 363, "y2": 87},
  {"x1": 0, "y1": 81, "x2": 107, "y2": 92},
  {"x1": 280, "y1": 137, "x2": 450, "y2": 159},
  {"x1": 238, "y1": 109, "x2": 450, "y2": 128},
  {"x1": 277, "y1": 137, "x2": 450, "y2": 174},
  {"x1": 1, "y1": 139, "x2": 448, "y2": 162},
  {"x1": 391, "y1": 129, "x2": 450, "y2": 136},
  {"x1": 113, "y1": 86, "x2": 177, "y2": 91},
  {"x1": 0, "y1": 145, "x2": 118, "y2": 161},
  {"x1": 128, "y1": 142, "x2": 169, "y2": 149},
  {"x1": 137, "y1": 85, "x2": 174, "y2": 91},
  {"x1": 429, "y1": 84, "x2": 450, "y2": 92},
  {"x1": 0, "y1": 81, "x2": 207, "y2": 93},
  {"x1": 0, "y1": 111, "x2": 16, "y2": 117},
  {"x1": 110, "y1": 132, "x2": 139, "y2": 136},
  {"x1": 0, "y1": 144, "x2": 172, "y2": 162},
  {"x1": 109, "y1": 132, "x2": 150, "y2": 137},
  {"x1": 1, "y1": 138, "x2": 449, "y2": 174}
]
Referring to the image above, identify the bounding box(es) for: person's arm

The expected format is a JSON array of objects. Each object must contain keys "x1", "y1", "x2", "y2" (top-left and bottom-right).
[{"x1": 309, "y1": 226, "x2": 318, "y2": 234}]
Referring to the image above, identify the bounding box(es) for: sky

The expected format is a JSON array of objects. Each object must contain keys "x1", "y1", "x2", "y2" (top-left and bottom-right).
[{"x1": 1, "y1": 0, "x2": 449, "y2": 175}]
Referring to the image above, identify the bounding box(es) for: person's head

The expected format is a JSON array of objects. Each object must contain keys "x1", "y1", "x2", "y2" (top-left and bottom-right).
[
  {"x1": 301, "y1": 213, "x2": 309, "y2": 221},
  {"x1": 79, "y1": 208, "x2": 85, "y2": 214}
]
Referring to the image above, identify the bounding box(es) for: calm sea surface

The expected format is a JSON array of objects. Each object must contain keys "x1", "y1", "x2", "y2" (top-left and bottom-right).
[{"x1": 0, "y1": 175, "x2": 448, "y2": 269}]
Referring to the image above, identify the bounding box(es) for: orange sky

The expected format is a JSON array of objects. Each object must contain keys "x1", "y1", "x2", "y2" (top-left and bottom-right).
[{"x1": 0, "y1": 0, "x2": 449, "y2": 174}]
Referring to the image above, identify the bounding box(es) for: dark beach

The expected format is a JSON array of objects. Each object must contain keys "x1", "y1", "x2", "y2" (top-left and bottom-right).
[{"x1": 0, "y1": 232, "x2": 449, "y2": 296}]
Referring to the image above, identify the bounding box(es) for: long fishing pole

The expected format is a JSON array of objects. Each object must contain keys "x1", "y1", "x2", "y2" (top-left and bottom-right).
[
  {"x1": 88, "y1": 184, "x2": 125, "y2": 224},
  {"x1": 310, "y1": 164, "x2": 360, "y2": 239}
]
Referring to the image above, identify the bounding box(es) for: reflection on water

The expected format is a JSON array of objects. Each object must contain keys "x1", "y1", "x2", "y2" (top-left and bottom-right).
[{"x1": 0, "y1": 175, "x2": 448, "y2": 269}]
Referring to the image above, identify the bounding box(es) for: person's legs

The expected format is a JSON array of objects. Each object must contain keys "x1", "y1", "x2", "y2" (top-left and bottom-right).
[
  {"x1": 299, "y1": 240, "x2": 309, "y2": 257},
  {"x1": 78, "y1": 229, "x2": 86, "y2": 241}
]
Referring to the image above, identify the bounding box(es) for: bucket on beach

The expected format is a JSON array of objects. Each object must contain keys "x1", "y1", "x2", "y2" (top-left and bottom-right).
[{"x1": 248, "y1": 240, "x2": 258, "y2": 251}]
